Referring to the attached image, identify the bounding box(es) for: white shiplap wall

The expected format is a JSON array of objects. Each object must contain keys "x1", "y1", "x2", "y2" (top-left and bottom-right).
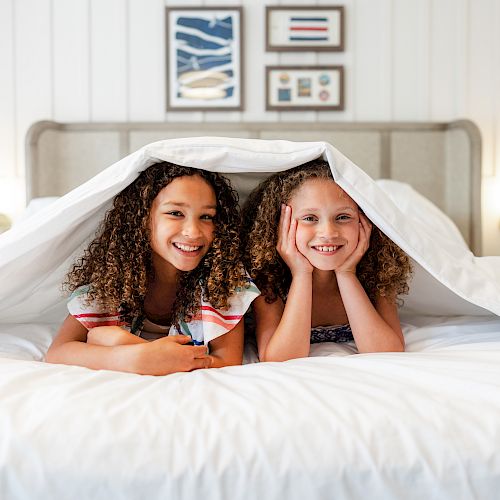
[{"x1": 0, "y1": 0, "x2": 499, "y2": 254}]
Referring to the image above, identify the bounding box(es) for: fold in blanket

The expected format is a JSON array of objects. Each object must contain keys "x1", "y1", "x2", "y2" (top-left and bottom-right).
[{"x1": 0, "y1": 137, "x2": 498, "y2": 330}]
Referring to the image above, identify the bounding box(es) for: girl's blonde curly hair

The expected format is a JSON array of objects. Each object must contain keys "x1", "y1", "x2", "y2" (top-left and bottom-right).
[
  {"x1": 65, "y1": 162, "x2": 247, "y2": 326},
  {"x1": 241, "y1": 159, "x2": 412, "y2": 305}
]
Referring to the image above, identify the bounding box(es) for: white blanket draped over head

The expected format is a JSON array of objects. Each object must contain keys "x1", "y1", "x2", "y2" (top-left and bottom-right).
[{"x1": 0, "y1": 136, "x2": 499, "y2": 328}]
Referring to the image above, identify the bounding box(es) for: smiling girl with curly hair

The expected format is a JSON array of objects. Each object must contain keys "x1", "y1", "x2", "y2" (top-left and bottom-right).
[
  {"x1": 46, "y1": 162, "x2": 260, "y2": 375},
  {"x1": 241, "y1": 159, "x2": 411, "y2": 361}
]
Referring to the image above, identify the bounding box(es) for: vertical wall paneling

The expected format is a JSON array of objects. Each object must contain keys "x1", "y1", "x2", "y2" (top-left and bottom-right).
[
  {"x1": 128, "y1": 0, "x2": 165, "y2": 121},
  {"x1": 252, "y1": 0, "x2": 279, "y2": 123},
  {"x1": 494, "y1": 0, "x2": 500, "y2": 179},
  {"x1": 468, "y1": 0, "x2": 496, "y2": 178},
  {"x1": 429, "y1": 0, "x2": 458, "y2": 121},
  {"x1": 164, "y1": 0, "x2": 203, "y2": 123},
  {"x1": 482, "y1": 0, "x2": 500, "y2": 255},
  {"x1": 0, "y1": 0, "x2": 24, "y2": 221},
  {"x1": 317, "y1": 0, "x2": 354, "y2": 122},
  {"x1": 14, "y1": 0, "x2": 53, "y2": 178},
  {"x1": 454, "y1": 0, "x2": 468, "y2": 118},
  {"x1": 351, "y1": 0, "x2": 392, "y2": 121},
  {"x1": 53, "y1": 0, "x2": 90, "y2": 122},
  {"x1": 90, "y1": 0, "x2": 127, "y2": 121},
  {"x1": 0, "y1": 0, "x2": 16, "y2": 178},
  {"x1": 241, "y1": 0, "x2": 267, "y2": 122},
  {"x1": 392, "y1": 0, "x2": 430, "y2": 120}
]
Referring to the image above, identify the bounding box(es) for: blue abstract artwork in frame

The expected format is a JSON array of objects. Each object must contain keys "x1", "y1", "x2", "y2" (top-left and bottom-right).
[{"x1": 167, "y1": 8, "x2": 243, "y2": 110}]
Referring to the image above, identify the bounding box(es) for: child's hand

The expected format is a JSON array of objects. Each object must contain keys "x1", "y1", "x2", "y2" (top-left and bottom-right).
[
  {"x1": 335, "y1": 213, "x2": 372, "y2": 275},
  {"x1": 277, "y1": 204, "x2": 313, "y2": 276},
  {"x1": 135, "y1": 335, "x2": 212, "y2": 375}
]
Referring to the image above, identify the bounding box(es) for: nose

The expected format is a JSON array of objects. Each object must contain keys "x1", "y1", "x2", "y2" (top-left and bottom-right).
[
  {"x1": 181, "y1": 217, "x2": 203, "y2": 240},
  {"x1": 318, "y1": 220, "x2": 339, "y2": 239}
]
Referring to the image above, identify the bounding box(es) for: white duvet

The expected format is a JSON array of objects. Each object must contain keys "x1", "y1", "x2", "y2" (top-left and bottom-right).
[{"x1": 0, "y1": 137, "x2": 499, "y2": 500}]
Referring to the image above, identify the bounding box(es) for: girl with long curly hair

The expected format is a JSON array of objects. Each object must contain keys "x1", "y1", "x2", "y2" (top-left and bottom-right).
[
  {"x1": 241, "y1": 159, "x2": 412, "y2": 361},
  {"x1": 46, "y1": 162, "x2": 260, "y2": 375}
]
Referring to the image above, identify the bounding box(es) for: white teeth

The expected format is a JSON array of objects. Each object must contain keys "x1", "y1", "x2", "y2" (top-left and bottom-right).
[
  {"x1": 315, "y1": 245, "x2": 338, "y2": 252},
  {"x1": 174, "y1": 243, "x2": 201, "y2": 252}
]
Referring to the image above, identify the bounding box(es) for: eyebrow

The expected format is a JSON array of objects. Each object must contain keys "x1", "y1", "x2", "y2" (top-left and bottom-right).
[
  {"x1": 161, "y1": 201, "x2": 217, "y2": 210},
  {"x1": 298, "y1": 206, "x2": 356, "y2": 212}
]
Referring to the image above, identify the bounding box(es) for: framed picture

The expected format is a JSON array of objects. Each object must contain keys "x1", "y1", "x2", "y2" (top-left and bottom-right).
[
  {"x1": 166, "y1": 7, "x2": 243, "y2": 111},
  {"x1": 266, "y1": 6, "x2": 344, "y2": 52},
  {"x1": 266, "y1": 66, "x2": 344, "y2": 111}
]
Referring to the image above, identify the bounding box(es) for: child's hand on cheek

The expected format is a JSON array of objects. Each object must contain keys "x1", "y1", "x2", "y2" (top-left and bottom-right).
[
  {"x1": 335, "y1": 213, "x2": 372, "y2": 275},
  {"x1": 277, "y1": 204, "x2": 313, "y2": 277}
]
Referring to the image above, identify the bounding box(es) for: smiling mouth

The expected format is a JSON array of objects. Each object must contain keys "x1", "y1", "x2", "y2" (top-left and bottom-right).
[
  {"x1": 173, "y1": 242, "x2": 203, "y2": 255},
  {"x1": 311, "y1": 245, "x2": 342, "y2": 254}
]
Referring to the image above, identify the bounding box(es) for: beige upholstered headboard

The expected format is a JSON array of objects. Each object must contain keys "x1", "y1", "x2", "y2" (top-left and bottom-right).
[{"x1": 25, "y1": 120, "x2": 482, "y2": 254}]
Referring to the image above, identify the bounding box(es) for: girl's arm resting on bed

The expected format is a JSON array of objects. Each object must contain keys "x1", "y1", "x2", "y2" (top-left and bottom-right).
[
  {"x1": 336, "y1": 272, "x2": 405, "y2": 353},
  {"x1": 206, "y1": 318, "x2": 244, "y2": 368},
  {"x1": 254, "y1": 272, "x2": 313, "y2": 362},
  {"x1": 45, "y1": 315, "x2": 212, "y2": 375}
]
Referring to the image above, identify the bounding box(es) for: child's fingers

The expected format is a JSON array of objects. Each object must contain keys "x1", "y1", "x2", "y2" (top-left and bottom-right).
[
  {"x1": 278, "y1": 205, "x2": 291, "y2": 250},
  {"x1": 190, "y1": 356, "x2": 213, "y2": 370},
  {"x1": 360, "y1": 215, "x2": 372, "y2": 244},
  {"x1": 360, "y1": 213, "x2": 372, "y2": 236},
  {"x1": 282, "y1": 206, "x2": 291, "y2": 242},
  {"x1": 277, "y1": 204, "x2": 285, "y2": 246},
  {"x1": 167, "y1": 335, "x2": 192, "y2": 344},
  {"x1": 288, "y1": 215, "x2": 298, "y2": 249},
  {"x1": 357, "y1": 216, "x2": 371, "y2": 253},
  {"x1": 192, "y1": 345, "x2": 210, "y2": 358}
]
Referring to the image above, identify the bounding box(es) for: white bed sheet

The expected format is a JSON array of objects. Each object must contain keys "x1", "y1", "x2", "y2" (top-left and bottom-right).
[{"x1": 1, "y1": 316, "x2": 500, "y2": 500}]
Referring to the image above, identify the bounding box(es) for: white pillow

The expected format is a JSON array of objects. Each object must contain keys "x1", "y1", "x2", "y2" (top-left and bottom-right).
[{"x1": 375, "y1": 179, "x2": 468, "y2": 249}]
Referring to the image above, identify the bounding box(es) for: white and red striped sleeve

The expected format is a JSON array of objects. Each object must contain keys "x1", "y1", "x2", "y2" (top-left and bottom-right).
[{"x1": 67, "y1": 286, "x2": 126, "y2": 330}]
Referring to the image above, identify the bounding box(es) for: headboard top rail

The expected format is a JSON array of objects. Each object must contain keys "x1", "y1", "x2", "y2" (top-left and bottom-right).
[{"x1": 25, "y1": 120, "x2": 482, "y2": 254}]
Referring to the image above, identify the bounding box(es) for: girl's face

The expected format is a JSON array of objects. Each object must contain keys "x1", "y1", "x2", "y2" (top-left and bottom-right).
[
  {"x1": 149, "y1": 175, "x2": 216, "y2": 274},
  {"x1": 289, "y1": 178, "x2": 360, "y2": 271}
]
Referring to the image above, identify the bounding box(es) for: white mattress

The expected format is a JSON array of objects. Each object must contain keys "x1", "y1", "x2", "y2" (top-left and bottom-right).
[{"x1": 1, "y1": 315, "x2": 500, "y2": 500}]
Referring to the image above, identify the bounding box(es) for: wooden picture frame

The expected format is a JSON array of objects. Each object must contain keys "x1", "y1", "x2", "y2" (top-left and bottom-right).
[
  {"x1": 266, "y1": 6, "x2": 344, "y2": 52},
  {"x1": 166, "y1": 7, "x2": 244, "y2": 111},
  {"x1": 266, "y1": 65, "x2": 344, "y2": 111}
]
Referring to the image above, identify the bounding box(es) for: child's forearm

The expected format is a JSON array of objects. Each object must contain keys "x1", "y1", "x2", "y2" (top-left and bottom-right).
[
  {"x1": 262, "y1": 272, "x2": 312, "y2": 361},
  {"x1": 336, "y1": 272, "x2": 404, "y2": 352},
  {"x1": 45, "y1": 341, "x2": 146, "y2": 373}
]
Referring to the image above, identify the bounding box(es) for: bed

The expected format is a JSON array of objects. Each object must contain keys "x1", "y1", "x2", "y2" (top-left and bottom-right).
[{"x1": 0, "y1": 121, "x2": 499, "y2": 500}]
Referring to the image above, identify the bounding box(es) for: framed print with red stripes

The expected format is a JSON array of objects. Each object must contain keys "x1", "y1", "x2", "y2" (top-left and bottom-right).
[{"x1": 266, "y1": 6, "x2": 344, "y2": 52}]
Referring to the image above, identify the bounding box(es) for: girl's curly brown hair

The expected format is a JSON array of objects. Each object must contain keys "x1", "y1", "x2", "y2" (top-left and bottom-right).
[
  {"x1": 65, "y1": 162, "x2": 247, "y2": 326},
  {"x1": 241, "y1": 159, "x2": 412, "y2": 305}
]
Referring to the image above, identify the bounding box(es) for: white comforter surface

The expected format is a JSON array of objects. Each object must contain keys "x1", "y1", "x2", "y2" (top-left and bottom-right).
[{"x1": 1, "y1": 315, "x2": 500, "y2": 500}]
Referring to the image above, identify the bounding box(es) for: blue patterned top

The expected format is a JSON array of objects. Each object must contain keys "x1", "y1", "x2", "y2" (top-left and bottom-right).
[{"x1": 310, "y1": 324, "x2": 353, "y2": 344}]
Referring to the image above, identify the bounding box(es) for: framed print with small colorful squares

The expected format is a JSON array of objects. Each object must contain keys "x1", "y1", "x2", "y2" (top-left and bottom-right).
[{"x1": 265, "y1": 66, "x2": 344, "y2": 111}]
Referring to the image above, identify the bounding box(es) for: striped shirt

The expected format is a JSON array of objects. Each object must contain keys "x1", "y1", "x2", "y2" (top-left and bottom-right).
[{"x1": 67, "y1": 279, "x2": 260, "y2": 346}]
